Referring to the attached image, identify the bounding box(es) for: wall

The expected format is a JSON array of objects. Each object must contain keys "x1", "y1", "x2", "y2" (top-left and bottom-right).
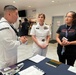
[
  {"x1": 27, "y1": 9, "x2": 37, "y2": 19},
  {"x1": 1, "y1": 2, "x2": 76, "y2": 29},
  {"x1": 27, "y1": 2, "x2": 76, "y2": 25}
]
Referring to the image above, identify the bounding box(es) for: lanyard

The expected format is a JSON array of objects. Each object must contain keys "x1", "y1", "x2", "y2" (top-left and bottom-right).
[
  {"x1": 61, "y1": 25, "x2": 72, "y2": 55},
  {"x1": 65, "y1": 25, "x2": 72, "y2": 38}
]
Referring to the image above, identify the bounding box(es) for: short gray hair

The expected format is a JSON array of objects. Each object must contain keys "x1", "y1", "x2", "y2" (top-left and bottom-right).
[{"x1": 4, "y1": 5, "x2": 17, "y2": 11}]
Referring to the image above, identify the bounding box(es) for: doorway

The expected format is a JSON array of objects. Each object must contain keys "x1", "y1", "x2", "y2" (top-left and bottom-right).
[{"x1": 51, "y1": 16, "x2": 64, "y2": 40}]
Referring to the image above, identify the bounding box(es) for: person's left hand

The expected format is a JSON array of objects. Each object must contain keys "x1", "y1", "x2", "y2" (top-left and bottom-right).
[
  {"x1": 62, "y1": 40, "x2": 70, "y2": 46},
  {"x1": 41, "y1": 42, "x2": 48, "y2": 49}
]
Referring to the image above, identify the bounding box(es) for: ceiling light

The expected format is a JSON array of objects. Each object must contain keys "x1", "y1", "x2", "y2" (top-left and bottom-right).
[
  {"x1": 28, "y1": 6, "x2": 31, "y2": 7},
  {"x1": 52, "y1": 1, "x2": 55, "y2": 2},
  {"x1": 13, "y1": 0, "x2": 16, "y2": 3}
]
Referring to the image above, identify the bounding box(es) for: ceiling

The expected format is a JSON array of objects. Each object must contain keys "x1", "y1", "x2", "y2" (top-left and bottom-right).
[{"x1": 0, "y1": 0, "x2": 76, "y2": 14}]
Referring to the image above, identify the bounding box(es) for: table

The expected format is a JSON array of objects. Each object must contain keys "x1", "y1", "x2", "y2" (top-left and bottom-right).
[{"x1": 18, "y1": 58, "x2": 76, "y2": 75}]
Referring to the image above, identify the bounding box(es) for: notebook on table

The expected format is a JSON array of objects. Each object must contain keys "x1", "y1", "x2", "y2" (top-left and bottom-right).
[{"x1": 46, "y1": 59, "x2": 62, "y2": 68}]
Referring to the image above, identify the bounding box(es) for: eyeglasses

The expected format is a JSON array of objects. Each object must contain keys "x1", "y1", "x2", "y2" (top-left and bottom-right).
[{"x1": 65, "y1": 16, "x2": 73, "y2": 18}]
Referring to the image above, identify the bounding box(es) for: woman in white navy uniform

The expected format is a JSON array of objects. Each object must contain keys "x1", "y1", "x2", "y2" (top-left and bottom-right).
[
  {"x1": 0, "y1": 5, "x2": 27, "y2": 69},
  {"x1": 30, "y1": 13, "x2": 51, "y2": 56}
]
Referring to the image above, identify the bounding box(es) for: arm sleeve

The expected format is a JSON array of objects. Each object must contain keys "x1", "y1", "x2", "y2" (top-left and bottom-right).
[
  {"x1": 48, "y1": 25, "x2": 51, "y2": 35},
  {"x1": 56, "y1": 26, "x2": 61, "y2": 34},
  {"x1": 30, "y1": 25, "x2": 36, "y2": 35},
  {"x1": 0, "y1": 28, "x2": 20, "y2": 50}
]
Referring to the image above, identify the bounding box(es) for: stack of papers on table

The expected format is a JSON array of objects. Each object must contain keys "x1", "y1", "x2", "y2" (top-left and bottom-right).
[
  {"x1": 19, "y1": 65, "x2": 45, "y2": 75},
  {"x1": 68, "y1": 66, "x2": 76, "y2": 73},
  {"x1": 29, "y1": 54, "x2": 46, "y2": 63}
]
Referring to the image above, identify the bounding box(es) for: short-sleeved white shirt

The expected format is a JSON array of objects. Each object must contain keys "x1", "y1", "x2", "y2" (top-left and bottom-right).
[
  {"x1": 30, "y1": 22, "x2": 51, "y2": 40},
  {"x1": 30, "y1": 23, "x2": 51, "y2": 56},
  {"x1": 30, "y1": 22, "x2": 51, "y2": 53}
]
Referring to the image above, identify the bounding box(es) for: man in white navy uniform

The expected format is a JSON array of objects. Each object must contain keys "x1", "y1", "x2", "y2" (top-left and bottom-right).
[
  {"x1": 0, "y1": 5, "x2": 27, "y2": 69},
  {"x1": 30, "y1": 13, "x2": 51, "y2": 56}
]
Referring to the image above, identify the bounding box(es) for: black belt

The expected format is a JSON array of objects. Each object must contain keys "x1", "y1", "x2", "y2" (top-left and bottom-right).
[{"x1": 42, "y1": 39, "x2": 45, "y2": 42}]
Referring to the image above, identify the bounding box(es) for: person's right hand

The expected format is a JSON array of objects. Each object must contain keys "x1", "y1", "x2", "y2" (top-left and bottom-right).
[
  {"x1": 62, "y1": 39, "x2": 68, "y2": 46},
  {"x1": 61, "y1": 37, "x2": 68, "y2": 46},
  {"x1": 38, "y1": 42, "x2": 48, "y2": 49},
  {"x1": 20, "y1": 36, "x2": 28, "y2": 43},
  {"x1": 41, "y1": 44, "x2": 48, "y2": 49}
]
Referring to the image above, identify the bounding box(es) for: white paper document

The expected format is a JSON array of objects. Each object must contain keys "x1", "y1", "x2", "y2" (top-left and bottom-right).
[
  {"x1": 29, "y1": 54, "x2": 46, "y2": 63},
  {"x1": 19, "y1": 65, "x2": 45, "y2": 75},
  {"x1": 68, "y1": 66, "x2": 76, "y2": 73}
]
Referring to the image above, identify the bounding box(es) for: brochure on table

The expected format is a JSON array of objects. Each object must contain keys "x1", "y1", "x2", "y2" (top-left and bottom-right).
[
  {"x1": 29, "y1": 54, "x2": 46, "y2": 63},
  {"x1": 19, "y1": 65, "x2": 45, "y2": 75},
  {"x1": 68, "y1": 66, "x2": 76, "y2": 73}
]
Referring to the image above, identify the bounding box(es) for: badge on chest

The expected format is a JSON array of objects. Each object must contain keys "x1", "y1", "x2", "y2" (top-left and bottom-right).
[
  {"x1": 36, "y1": 26, "x2": 48, "y2": 30},
  {"x1": 36, "y1": 27, "x2": 39, "y2": 29}
]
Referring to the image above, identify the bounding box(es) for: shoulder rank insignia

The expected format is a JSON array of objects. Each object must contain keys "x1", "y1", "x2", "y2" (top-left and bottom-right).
[{"x1": 44, "y1": 26, "x2": 48, "y2": 30}]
